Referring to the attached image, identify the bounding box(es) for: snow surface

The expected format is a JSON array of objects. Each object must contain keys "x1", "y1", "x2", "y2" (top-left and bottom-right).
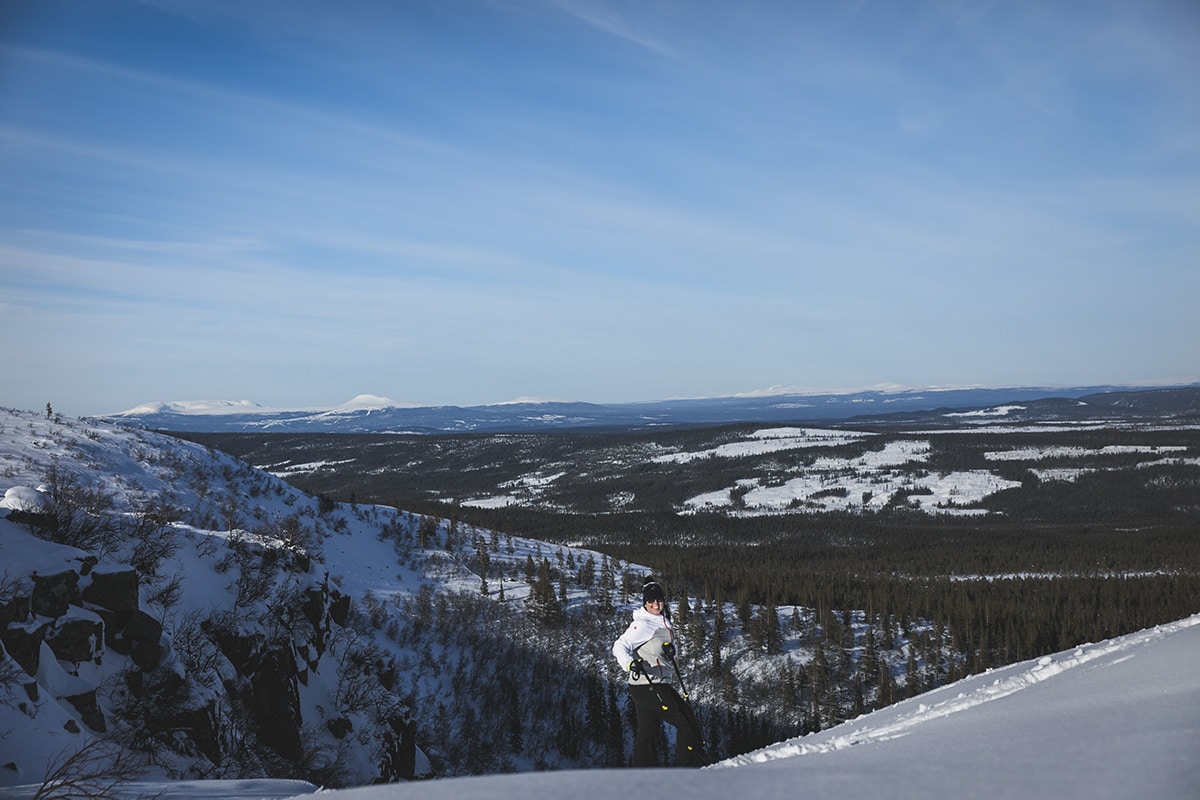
[{"x1": 945, "y1": 404, "x2": 1028, "y2": 417}]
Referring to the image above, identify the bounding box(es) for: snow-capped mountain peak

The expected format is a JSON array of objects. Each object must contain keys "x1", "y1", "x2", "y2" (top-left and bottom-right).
[
  {"x1": 113, "y1": 399, "x2": 270, "y2": 416},
  {"x1": 333, "y1": 394, "x2": 400, "y2": 411}
]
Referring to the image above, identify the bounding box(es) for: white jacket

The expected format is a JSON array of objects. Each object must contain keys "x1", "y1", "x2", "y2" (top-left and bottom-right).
[{"x1": 612, "y1": 606, "x2": 677, "y2": 685}]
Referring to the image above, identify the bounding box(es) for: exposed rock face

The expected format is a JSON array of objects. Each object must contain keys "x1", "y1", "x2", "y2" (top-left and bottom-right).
[
  {"x1": 249, "y1": 647, "x2": 303, "y2": 762},
  {"x1": 379, "y1": 713, "x2": 418, "y2": 783},
  {"x1": 207, "y1": 628, "x2": 306, "y2": 764},
  {"x1": 1, "y1": 411, "x2": 427, "y2": 788},
  {"x1": 179, "y1": 703, "x2": 222, "y2": 765},
  {"x1": 4, "y1": 542, "x2": 421, "y2": 785}
]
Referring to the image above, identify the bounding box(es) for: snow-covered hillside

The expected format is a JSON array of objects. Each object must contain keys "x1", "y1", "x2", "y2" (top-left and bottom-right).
[
  {"x1": 0, "y1": 408, "x2": 654, "y2": 786},
  {"x1": 0, "y1": 409, "x2": 428, "y2": 786}
]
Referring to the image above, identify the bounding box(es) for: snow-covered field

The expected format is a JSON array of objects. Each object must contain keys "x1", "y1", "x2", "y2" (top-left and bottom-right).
[
  {"x1": 651, "y1": 427, "x2": 872, "y2": 464},
  {"x1": 657, "y1": 429, "x2": 1018, "y2": 515}
]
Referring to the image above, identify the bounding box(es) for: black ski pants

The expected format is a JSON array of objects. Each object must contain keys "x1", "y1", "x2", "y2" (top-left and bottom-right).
[{"x1": 628, "y1": 682, "x2": 705, "y2": 768}]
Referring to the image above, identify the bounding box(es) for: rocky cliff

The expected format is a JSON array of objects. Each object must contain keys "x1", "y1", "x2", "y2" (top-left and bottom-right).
[{"x1": 0, "y1": 409, "x2": 423, "y2": 787}]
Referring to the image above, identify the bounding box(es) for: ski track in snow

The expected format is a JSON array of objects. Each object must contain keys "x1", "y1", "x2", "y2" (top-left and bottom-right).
[{"x1": 717, "y1": 613, "x2": 1200, "y2": 769}]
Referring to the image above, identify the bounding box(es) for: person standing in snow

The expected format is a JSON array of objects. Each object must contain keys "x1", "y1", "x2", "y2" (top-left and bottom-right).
[{"x1": 612, "y1": 577, "x2": 706, "y2": 767}]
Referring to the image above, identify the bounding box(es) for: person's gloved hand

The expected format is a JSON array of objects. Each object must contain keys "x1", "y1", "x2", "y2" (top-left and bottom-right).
[{"x1": 629, "y1": 658, "x2": 645, "y2": 679}]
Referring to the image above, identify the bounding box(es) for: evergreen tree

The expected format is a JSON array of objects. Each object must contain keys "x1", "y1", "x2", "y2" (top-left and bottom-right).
[
  {"x1": 527, "y1": 558, "x2": 562, "y2": 625},
  {"x1": 505, "y1": 682, "x2": 523, "y2": 753},
  {"x1": 711, "y1": 601, "x2": 725, "y2": 672},
  {"x1": 765, "y1": 602, "x2": 782, "y2": 655},
  {"x1": 605, "y1": 684, "x2": 625, "y2": 767}
]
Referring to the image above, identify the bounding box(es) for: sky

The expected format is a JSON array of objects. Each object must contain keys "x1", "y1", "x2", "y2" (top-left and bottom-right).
[{"x1": 1, "y1": 0, "x2": 1198, "y2": 417}]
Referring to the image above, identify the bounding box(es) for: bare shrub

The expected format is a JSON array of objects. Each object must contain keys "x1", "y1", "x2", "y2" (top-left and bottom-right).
[
  {"x1": 128, "y1": 496, "x2": 182, "y2": 580},
  {"x1": 37, "y1": 463, "x2": 120, "y2": 555},
  {"x1": 32, "y1": 737, "x2": 152, "y2": 800}
]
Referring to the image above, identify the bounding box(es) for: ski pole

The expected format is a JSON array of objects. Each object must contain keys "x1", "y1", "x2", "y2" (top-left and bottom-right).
[{"x1": 661, "y1": 640, "x2": 689, "y2": 698}]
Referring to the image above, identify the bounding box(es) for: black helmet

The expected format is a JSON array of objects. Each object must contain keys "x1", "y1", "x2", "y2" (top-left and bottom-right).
[{"x1": 642, "y1": 578, "x2": 665, "y2": 604}]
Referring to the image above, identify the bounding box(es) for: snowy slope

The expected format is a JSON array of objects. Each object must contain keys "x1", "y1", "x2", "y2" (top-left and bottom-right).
[{"x1": 9, "y1": 613, "x2": 1192, "y2": 800}]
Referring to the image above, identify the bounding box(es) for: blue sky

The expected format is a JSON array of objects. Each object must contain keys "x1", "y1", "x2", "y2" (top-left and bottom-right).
[{"x1": 2, "y1": 0, "x2": 1198, "y2": 416}]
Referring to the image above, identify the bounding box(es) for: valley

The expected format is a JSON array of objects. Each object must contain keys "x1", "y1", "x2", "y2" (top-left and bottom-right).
[{"x1": 186, "y1": 413, "x2": 1200, "y2": 683}]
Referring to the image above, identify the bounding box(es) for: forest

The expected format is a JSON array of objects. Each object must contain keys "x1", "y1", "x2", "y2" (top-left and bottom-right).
[{"x1": 185, "y1": 419, "x2": 1200, "y2": 729}]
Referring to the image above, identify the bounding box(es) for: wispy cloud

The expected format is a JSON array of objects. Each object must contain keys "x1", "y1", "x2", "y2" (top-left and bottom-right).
[
  {"x1": 536, "y1": 0, "x2": 681, "y2": 58},
  {"x1": 1, "y1": 1, "x2": 1196, "y2": 413}
]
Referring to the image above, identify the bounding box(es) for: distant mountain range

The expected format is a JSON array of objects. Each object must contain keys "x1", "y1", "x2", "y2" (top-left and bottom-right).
[{"x1": 101, "y1": 384, "x2": 1200, "y2": 434}]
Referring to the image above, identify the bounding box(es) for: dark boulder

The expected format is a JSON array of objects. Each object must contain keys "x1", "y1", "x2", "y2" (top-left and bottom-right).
[
  {"x1": 62, "y1": 689, "x2": 107, "y2": 732},
  {"x1": 0, "y1": 592, "x2": 29, "y2": 629},
  {"x1": 82, "y1": 568, "x2": 139, "y2": 612},
  {"x1": 1, "y1": 622, "x2": 47, "y2": 676},
  {"x1": 327, "y1": 716, "x2": 353, "y2": 739},
  {"x1": 130, "y1": 638, "x2": 163, "y2": 671},
  {"x1": 46, "y1": 615, "x2": 103, "y2": 663},
  {"x1": 122, "y1": 609, "x2": 163, "y2": 643},
  {"x1": 32, "y1": 571, "x2": 80, "y2": 618}
]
